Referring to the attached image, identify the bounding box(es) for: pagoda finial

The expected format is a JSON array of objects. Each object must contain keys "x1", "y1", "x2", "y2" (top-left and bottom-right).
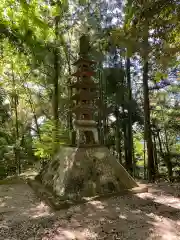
[{"x1": 79, "y1": 35, "x2": 90, "y2": 56}]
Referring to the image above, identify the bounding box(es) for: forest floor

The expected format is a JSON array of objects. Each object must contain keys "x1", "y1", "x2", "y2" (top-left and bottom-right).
[{"x1": 0, "y1": 174, "x2": 180, "y2": 239}]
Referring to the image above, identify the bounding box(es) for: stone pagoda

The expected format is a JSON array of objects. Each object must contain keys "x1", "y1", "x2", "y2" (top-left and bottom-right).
[
  {"x1": 33, "y1": 35, "x2": 147, "y2": 207},
  {"x1": 69, "y1": 35, "x2": 99, "y2": 147}
]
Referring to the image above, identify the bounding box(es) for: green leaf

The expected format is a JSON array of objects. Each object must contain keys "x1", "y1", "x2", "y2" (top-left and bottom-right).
[
  {"x1": 79, "y1": 0, "x2": 87, "y2": 6},
  {"x1": 154, "y1": 72, "x2": 168, "y2": 83},
  {"x1": 91, "y1": 49, "x2": 104, "y2": 61},
  {"x1": 88, "y1": 17, "x2": 98, "y2": 28}
]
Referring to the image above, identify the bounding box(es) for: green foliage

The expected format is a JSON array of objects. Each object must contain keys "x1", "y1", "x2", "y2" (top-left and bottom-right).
[
  {"x1": 33, "y1": 120, "x2": 69, "y2": 159},
  {"x1": 133, "y1": 133, "x2": 146, "y2": 164},
  {"x1": 33, "y1": 120, "x2": 54, "y2": 159},
  {"x1": 154, "y1": 72, "x2": 168, "y2": 83}
]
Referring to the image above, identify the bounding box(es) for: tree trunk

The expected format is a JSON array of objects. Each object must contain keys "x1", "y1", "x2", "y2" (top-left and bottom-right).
[
  {"x1": 98, "y1": 64, "x2": 104, "y2": 145},
  {"x1": 65, "y1": 49, "x2": 74, "y2": 144},
  {"x1": 157, "y1": 124, "x2": 173, "y2": 181},
  {"x1": 162, "y1": 109, "x2": 173, "y2": 181},
  {"x1": 122, "y1": 116, "x2": 129, "y2": 169},
  {"x1": 157, "y1": 130, "x2": 163, "y2": 155},
  {"x1": 53, "y1": 16, "x2": 60, "y2": 153},
  {"x1": 142, "y1": 22, "x2": 155, "y2": 182},
  {"x1": 126, "y1": 57, "x2": 133, "y2": 174},
  {"x1": 68, "y1": 86, "x2": 74, "y2": 144},
  {"x1": 152, "y1": 133, "x2": 159, "y2": 177},
  {"x1": 143, "y1": 138, "x2": 147, "y2": 179},
  {"x1": 114, "y1": 107, "x2": 122, "y2": 164},
  {"x1": 22, "y1": 84, "x2": 41, "y2": 140},
  {"x1": 12, "y1": 64, "x2": 21, "y2": 175},
  {"x1": 27, "y1": 94, "x2": 41, "y2": 140},
  {"x1": 143, "y1": 60, "x2": 155, "y2": 182},
  {"x1": 157, "y1": 130, "x2": 172, "y2": 180},
  {"x1": 103, "y1": 66, "x2": 108, "y2": 145},
  {"x1": 14, "y1": 95, "x2": 21, "y2": 175}
]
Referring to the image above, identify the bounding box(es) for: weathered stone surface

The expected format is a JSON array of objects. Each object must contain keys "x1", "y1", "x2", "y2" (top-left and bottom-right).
[{"x1": 37, "y1": 147, "x2": 138, "y2": 201}]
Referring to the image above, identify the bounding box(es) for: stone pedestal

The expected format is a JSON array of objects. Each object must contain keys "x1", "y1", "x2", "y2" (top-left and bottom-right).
[{"x1": 37, "y1": 146, "x2": 139, "y2": 201}]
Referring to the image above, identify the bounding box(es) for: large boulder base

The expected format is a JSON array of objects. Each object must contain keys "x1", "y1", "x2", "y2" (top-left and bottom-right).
[{"x1": 37, "y1": 147, "x2": 139, "y2": 201}]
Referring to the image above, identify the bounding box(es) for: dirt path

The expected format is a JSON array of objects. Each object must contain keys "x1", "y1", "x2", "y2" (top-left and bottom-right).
[{"x1": 0, "y1": 182, "x2": 180, "y2": 240}]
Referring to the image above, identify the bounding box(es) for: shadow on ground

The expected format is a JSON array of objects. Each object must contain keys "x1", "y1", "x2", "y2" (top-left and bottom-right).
[
  {"x1": 149, "y1": 181, "x2": 180, "y2": 197},
  {"x1": 0, "y1": 182, "x2": 180, "y2": 239}
]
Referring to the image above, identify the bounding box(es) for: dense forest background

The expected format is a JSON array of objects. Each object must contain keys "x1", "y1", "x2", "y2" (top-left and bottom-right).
[{"x1": 0, "y1": 0, "x2": 179, "y2": 182}]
